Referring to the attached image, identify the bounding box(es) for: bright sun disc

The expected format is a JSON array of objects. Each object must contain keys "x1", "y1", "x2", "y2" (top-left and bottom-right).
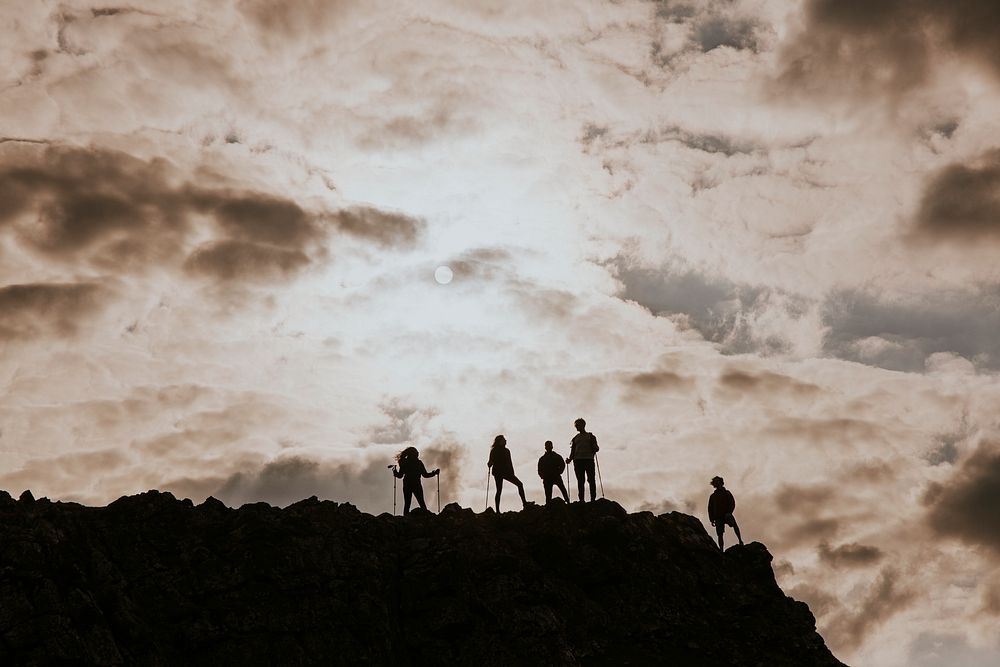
[{"x1": 434, "y1": 265, "x2": 453, "y2": 285}]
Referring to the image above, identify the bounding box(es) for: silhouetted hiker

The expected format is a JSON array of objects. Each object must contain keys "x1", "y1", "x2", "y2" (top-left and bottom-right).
[
  {"x1": 708, "y1": 476, "x2": 743, "y2": 550},
  {"x1": 566, "y1": 418, "x2": 599, "y2": 502},
  {"x1": 537, "y1": 440, "x2": 569, "y2": 504},
  {"x1": 487, "y1": 435, "x2": 528, "y2": 512},
  {"x1": 392, "y1": 447, "x2": 440, "y2": 515}
]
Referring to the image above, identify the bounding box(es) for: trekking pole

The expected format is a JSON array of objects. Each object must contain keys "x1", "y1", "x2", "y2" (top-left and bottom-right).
[
  {"x1": 388, "y1": 465, "x2": 397, "y2": 515},
  {"x1": 595, "y1": 455, "x2": 605, "y2": 498},
  {"x1": 485, "y1": 470, "x2": 491, "y2": 511},
  {"x1": 437, "y1": 474, "x2": 441, "y2": 513}
]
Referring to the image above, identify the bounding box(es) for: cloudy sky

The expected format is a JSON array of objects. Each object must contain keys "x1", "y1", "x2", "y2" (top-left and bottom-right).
[{"x1": 3, "y1": 0, "x2": 1000, "y2": 663}]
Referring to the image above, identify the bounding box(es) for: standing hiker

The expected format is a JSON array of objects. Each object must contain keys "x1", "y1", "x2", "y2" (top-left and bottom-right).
[
  {"x1": 392, "y1": 447, "x2": 439, "y2": 515},
  {"x1": 537, "y1": 440, "x2": 569, "y2": 504},
  {"x1": 708, "y1": 476, "x2": 744, "y2": 551},
  {"x1": 487, "y1": 435, "x2": 528, "y2": 512},
  {"x1": 566, "y1": 418, "x2": 599, "y2": 502}
]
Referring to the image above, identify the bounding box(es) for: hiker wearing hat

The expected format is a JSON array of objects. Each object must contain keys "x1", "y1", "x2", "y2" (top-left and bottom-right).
[{"x1": 708, "y1": 476, "x2": 744, "y2": 551}]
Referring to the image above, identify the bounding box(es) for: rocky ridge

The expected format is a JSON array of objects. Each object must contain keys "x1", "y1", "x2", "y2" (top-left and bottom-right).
[{"x1": 0, "y1": 490, "x2": 844, "y2": 666}]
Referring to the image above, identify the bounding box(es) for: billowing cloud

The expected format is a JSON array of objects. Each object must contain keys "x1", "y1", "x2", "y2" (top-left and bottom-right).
[
  {"x1": 818, "y1": 541, "x2": 885, "y2": 568},
  {"x1": 776, "y1": 0, "x2": 1000, "y2": 101},
  {"x1": 717, "y1": 368, "x2": 821, "y2": 397},
  {"x1": 625, "y1": 369, "x2": 695, "y2": 393},
  {"x1": 913, "y1": 150, "x2": 1000, "y2": 243},
  {"x1": 924, "y1": 443, "x2": 1000, "y2": 553},
  {"x1": 822, "y1": 288, "x2": 1000, "y2": 371},
  {"x1": 824, "y1": 567, "x2": 915, "y2": 653},
  {"x1": 0, "y1": 282, "x2": 110, "y2": 340},
  {"x1": 0, "y1": 144, "x2": 424, "y2": 281}
]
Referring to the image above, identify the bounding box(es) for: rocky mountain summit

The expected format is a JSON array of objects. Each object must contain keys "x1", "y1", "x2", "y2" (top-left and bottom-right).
[{"x1": 0, "y1": 490, "x2": 844, "y2": 666}]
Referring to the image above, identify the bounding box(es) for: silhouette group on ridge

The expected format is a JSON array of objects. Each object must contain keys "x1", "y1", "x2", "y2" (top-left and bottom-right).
[{"x1": 390, "y1": 417, "x2": 745, "y2": 551}]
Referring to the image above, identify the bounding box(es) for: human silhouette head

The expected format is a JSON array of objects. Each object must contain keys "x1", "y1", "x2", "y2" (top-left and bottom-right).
[
  {"x1": 711, "y1": 476, "x2": 724, "y2": 489},
  {"x1": 397, "y1": 446, "x2": 419, "y2": 463},
  {"x1": 574, "y1": 418, "x2": 586, "y2": 432},
  {"x1": 493, "y1": 434, "x2": 506, "y2": 448},
  {"x1": 544, "y1": 440, "x2": 553, "y2": 451}
]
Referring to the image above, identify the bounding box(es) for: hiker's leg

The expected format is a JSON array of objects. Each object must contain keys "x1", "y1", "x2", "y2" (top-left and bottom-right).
[
  {"x1": 574, "y1": 461, "x2": 585, "y2": 501},
  {"x1": 586, "y1": 460, "x2": 596, "y2": 501},
  {"x1": 543, "y1": 479, "x2": 553, "y2": 504},
  {"x1": 413, "y1": 484, "x2": 426, "y2": 510},
  {"x1": 554, "y1": 476, "x2": 569, "y2": 502},
  {"x1": 494, "y1": 476, "x2": 503, "y2": 512},
  {"x1": 731, "y1": 517, "x2": 743, "y2": 545},
  {"x1": 403, "y1": 488, "x2": 413, "y2": 515},
  {"x1": 716, "y1": 524, "x2": 725, "y2": 550},
  {"x1": 509, "y1": 475, "x2": 527, "y2": 505}
]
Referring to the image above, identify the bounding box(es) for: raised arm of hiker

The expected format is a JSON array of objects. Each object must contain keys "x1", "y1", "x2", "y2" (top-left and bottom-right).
[{"x1": 419, "y1": 461, "x2": 439, "y2": 478}]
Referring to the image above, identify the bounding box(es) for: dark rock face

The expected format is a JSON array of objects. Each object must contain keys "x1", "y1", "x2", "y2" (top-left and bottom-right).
[{"x1": 0, "y1": 491, "x2": 845, "y2": 666}]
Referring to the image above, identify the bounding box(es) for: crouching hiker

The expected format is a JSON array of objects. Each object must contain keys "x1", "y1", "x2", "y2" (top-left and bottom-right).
[
  {"x1": 537, "y1": 440, "x2": 569, "y2": 504},
  {"x1": 708, "y1": 476, "x2": 744, "y2": 550},
  {"x1": 393, "y1": 447, "x2": 439, "y2": 515}
]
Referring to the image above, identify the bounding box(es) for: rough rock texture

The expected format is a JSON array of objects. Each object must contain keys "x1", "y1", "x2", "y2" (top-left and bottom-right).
[{"x1": 0, "y1": 490, "x2": 845, "y2": 666}]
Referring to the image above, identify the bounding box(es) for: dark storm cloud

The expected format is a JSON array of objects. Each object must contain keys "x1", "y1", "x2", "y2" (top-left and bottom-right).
[
  {"x1": 691, "y1": 15, "x2": 761, "y2": 53},
  {"x1": 183, "y1": 241, "x2": 311, "y2": 282},
  {"x1": 912, "y1": 150, "x2": 1000, "y2": 243},
  {"x1": 612, "y1": 260, "x2": 766, "y2": 349},
  {"x1": 776, "y1": 0, "x2": 1000, "y2": 100},
  {"x1": 717, "y1": 368, "x2": 821, "y2": 397},
  {"x1": 825, "y1": 567, "x2": 915, "y2": 652},
  {"x1": 924, "y1": 444, "x2": 1000, "y2": 553},
  {"x1": 0, "y1": 282, "x2": 109, "y2": 341},
  {"x1": 822, "y1": 288, "x2": 1000, "y2": 371},
  {"x1": 625, "y1": 369, "x2": 695, "y2": 393},
  {"x1": 0, "y1": 144, "x2": 424, "y2": 282},
  {"x1": 651, "y1": 1, "x2": 766, "y2": 60},
  {"x1": 817, "y1": 541, "x2": 884, "y2": 568},
  {"x1": 331, "y1": 207, "x2": 425, "y2": 248},
  {"x1": 774, "y1": 483, "x2": 836, "y2": 511},
  {"x1": 205, "y1": 194, "x2": 322, "y2": 248}
]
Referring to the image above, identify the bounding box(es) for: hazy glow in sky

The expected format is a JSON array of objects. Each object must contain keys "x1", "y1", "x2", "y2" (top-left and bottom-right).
[{"x1": 3, "y1": 1, "x2": 1000, "y2": 664}]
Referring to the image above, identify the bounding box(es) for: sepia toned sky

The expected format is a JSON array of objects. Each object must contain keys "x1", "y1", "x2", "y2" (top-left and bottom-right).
[{"x1": 3, "y1": 1, "x2": 1000, "y2": 663}]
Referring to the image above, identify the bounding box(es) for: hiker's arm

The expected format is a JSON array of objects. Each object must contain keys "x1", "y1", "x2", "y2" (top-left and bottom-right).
[
  {"x1": 392, "y1": 466, "x2": 403, "y2": 479},
  {"x1": 421, "y1": 462, "x2": 436, "y2": 478}
]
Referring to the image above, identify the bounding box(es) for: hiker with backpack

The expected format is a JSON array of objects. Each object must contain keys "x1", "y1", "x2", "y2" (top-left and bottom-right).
[
  {"x1": 392, "y1": 447, "x2": 439, "y2": 515},
  {"x1": 708, "y1": 476, "x2": 744, "y2": 550},
  {"x1": 537, "y1": 440, "x2": 569, "y2": 504},
  {"x1": 487, "y1": 435, "x2": 528, "y2": 512},
  {"x1": 566, "y1": 418, "x2": 599, "y2": 502}
]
